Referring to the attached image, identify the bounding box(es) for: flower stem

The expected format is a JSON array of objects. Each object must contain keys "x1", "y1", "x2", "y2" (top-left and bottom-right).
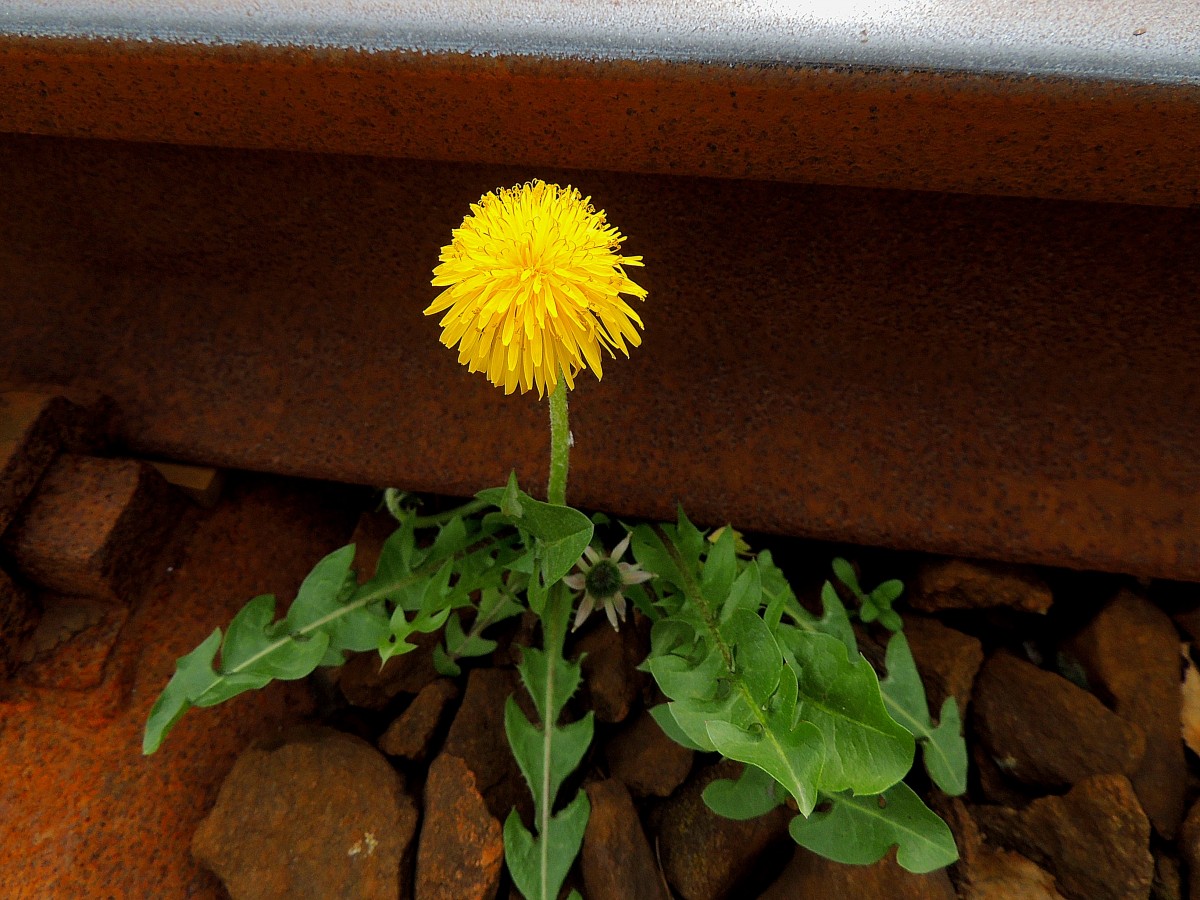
[{"x1": 547, "y1": 381, "x2": 569, "y2": 507}]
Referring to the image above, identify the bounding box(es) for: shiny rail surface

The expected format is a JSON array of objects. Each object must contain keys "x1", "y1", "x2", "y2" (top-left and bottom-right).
[{"x1": 4, "y1": 0, "x2": 1199, "y2": 84}]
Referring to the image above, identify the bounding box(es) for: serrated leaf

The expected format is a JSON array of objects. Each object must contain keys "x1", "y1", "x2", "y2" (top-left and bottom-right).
[
  {"x1": 703, "y1": 763, "x2": 786, "y2": 820},
  {"x1": 789, "y1": 782, "x2": 959, "y2": 874},
  {"x1": 706, "y1": 665, "x2": 824, "y2": 815},
  {"x1": 517, "y1": 646, "x2": 583, "y2": 724},
  {"x1": 880, "y1": 633, "x2": 968, "y2": 796},
  {"x1": 505, "y1": 697, "x2": 594, "y2": 822},
  {"x1": 787, "y1": 631, "x2": 914, "y2": 795},
  {"x1": 504, "y1": 792, "x2": 590, "y2": 900}
]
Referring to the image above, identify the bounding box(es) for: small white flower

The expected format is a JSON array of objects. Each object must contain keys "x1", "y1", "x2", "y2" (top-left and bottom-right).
[{"x1": 564, "y1": 533, "x2": 654, "y2": 632}]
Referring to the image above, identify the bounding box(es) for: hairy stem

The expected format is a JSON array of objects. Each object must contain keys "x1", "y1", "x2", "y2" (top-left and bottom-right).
[{"x1": 547, "y1": 382, "x2": 569, "y2": 507}]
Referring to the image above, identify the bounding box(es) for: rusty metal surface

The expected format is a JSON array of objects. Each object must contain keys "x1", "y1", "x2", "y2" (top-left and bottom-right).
[
  {"x1": 0, "y1": 35, "x2": 1197, "y2": 207},
  {"x1": 5, "y1": 0, "x2": 1197, "y2": 84},
  {"x1": 1, "y1": 133, "x2": 1197, "y2": 581}
]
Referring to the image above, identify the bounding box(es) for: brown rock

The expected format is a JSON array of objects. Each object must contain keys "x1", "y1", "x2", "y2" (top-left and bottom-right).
[
  {"x1": 930, "y1": 795, "x2": 1064, "y2": 899},
  {"x1": 974, "y1": 774, "x2": 1153, "y2": 900},
  {"x1": 574, "y1": 617, "x2": 647, "y2": 724},
  {"x1": 760, "y1": 847, "x2": 956, "y2": 899},
  {"x1": 606, "y1": 707, "x2": 694, "y2": 798},
  {"x1": 655, "y1": 760, "x2": 791, "y2": 900},
  {"x1": 379, "y1": 678, "x2": 461, "y2": 763},
  {"x1": 2, "y1": 455, "x2": 183, "y2": 605},
  {"x1": 1153, "y1": 852, "x2": 1182, "y2": 900},
  {"x1": 0, "y1": 568, "x2": 40, "y2": 678},
  {"x1": 443, "y1": 667, "x2": 532, "y2": 822},
  {"x1": 192, "y1": 727, "x2": 418, "y2": 900},
  {"x1": 911, "y1": 559, "x2": 1053, "y2": 614},
  {"x1": 904, "y1": 614, "x2": 984, "y2": 718},
  {"x1": 1180, "y1": 800, "x2": 1200, "y2": 900},
  {"x1": 0, "y1": 389, "x2": 112, "y2": 534},
  {"x1": 416, "y1": 754, "x2": 503, "y2": 900},
  {"x1": 339, "y1": 628, "x2": 442, "y2": 709},
  {"x1": 17, "y1": 595, "x2": 128, "y2": 690},
  {"x1": 581, "y1": 779, "x2": 670, "y2": 900},
  {"x1": 973, "y1": 651, "x2": 1144, "y2": 789},
  {"x1": 964, "y1": 849, "x2": 1066, "y2": 900},
  {"x1": 971, "y1": 741, "x2": 1035, "y2": 807},
  {"x1": 1064, "y1": 590, "x2": 1186, "y2": 837}
]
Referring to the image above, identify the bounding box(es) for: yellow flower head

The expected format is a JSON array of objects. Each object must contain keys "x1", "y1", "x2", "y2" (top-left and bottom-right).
[{"x1": 425, "y1": 180, "x2": 647, "y2": 396}]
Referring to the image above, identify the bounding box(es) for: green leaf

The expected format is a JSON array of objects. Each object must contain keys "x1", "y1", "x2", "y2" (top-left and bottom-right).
[
  {"x1": 703, "y1": 764, "x2": 786, "y2": 820},
  {"x1": 505, "y1": 697, "x2": 594, "y2": 823},
  {"x1": 706, "y1": 666, "x2": 825, "y2": 815},
  {"x1": 701, "y1": 526, "x2": 737, "y2": 606},
  {"x1": 831, "y1": 557, "x2": 860, "y2": 595},
  {"x1": 285, "y1": 544, "x2": 357, "y2": 633},
  {"x1": 477, "y1": 483, "x2": 593, "y2": 587},
  {"x1": 504, "y1": 791, "x2": 590, "y2": 900},
  {"x1": 517, "y1": 646, "x2": 583, "y2": 725},
  {"x1": 784, "y1": 630, "x2": 914, "y2": 795},
  {"x1": 789, "y1": 782, "x2": 959, "y2": 874},
  {"x1": 721, "y1": 608, "x2": 781, "y2": 705},
  {"x1": 143, "y1": 629, "x2": 224, "y2": 754},
  {"x1": 648, "y1": 703, "x2": 706, "y2": 752},
  {"x1": 631, "y1": 524, "x2": 685, "y2": 591},
  {"x1": 880, "y1": 633, "x2": 968, "y2": 796},
  {"x1": 720, "y1": 562, "x2": 762, "y2": 623}
]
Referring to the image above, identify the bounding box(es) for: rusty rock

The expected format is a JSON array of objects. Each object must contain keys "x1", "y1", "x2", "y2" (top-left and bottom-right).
[
  {"x1": 605, "y1": 706, "x2": 694, "y2": 799},
  {"x1": 1062, "y1": 590, "x2": 1186, "y2": 838},
  {"x1": 0, "y1": 389, "x2": 112, "y2": 534},
  {"x1": 760, "y1": 847, "x2": 956, "y2": 899},
  {"x1": 379, "y1": 677, "x2": 461, "y2": 763},
  {"x1": 415, "y1": 753, "x2": 504, "y2": 900},
  {"x1": 443, "y1": 667, "x2": 532, "y2": 823},
  {"x1": 903, "y1": 614, "x2": 984, "y2": 718},
  {"x1": 654, "y1": 760, "x2": 791, "y2": 900},
  {"x1": 339, "y1": 629, "x2": 442, "y2": 710},
  {"x1": 16, "y1": 595, "x2": 127, "y2": 691},
  {"x1": 573, "y1": 615, "x2": 648, "y2": 724},
  {"x1": 1, "y1": 454, "x2": 183, "y2": 605},
  {"x1": 974, "y1": 774, "x2": 1153, "y2": 900},
  {"x1": 911, "y1": 560, "x2": 1053, "y2": 615},
  {"x1": 192, "y1": 727, "x2": 418, "y2": 900},
  {"x1": 973, "y1": 651, "x2": 1144, "y2": 790},
  {"x1": 930, "y1": 795, "x2": 1064, "y2": 899},
  {"x1": 0, "y1": 568, "x2": 39, "y2": 679},
  {"x1": 581, "y1": 778, "x2": 670, "y2": 900}
]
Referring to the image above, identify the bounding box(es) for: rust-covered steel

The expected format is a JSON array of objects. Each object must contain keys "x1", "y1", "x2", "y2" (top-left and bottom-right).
[
  {"x1": 1, "y1": 134, "x2": 1197, "y2": 581},
  {"x1": 0, "y1": 34, "x2": 1197, "y2": 207}
]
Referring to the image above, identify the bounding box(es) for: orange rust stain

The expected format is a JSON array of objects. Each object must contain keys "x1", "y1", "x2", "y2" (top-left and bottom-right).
[{"x1": 0, "y1": 36, "x2": 1197, "y2": 206}]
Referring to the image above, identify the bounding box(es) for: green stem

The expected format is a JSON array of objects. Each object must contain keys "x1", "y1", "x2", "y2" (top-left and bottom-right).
[
  {"x1": 539, "y1": 380, "x2": 575, "y2": 896},
  {"x1": 547, "y1": 382, "x2": 569, "y2": 507}
]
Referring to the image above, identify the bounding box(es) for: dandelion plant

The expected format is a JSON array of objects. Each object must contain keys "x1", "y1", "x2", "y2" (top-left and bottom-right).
[{"x1": 144, "y1": 180, "x2": 965, "y2": 898}]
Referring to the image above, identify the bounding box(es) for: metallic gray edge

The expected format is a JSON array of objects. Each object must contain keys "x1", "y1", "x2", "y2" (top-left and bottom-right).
[{"x1": 3, "y1": 0, "x2": 1199, "y2": 85}]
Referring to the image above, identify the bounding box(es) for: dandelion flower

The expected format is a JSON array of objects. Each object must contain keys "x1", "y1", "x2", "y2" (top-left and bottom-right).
[
  {"x1": 425, "y1": 180, "x2": 647, "y2": 396},
  {"x1": 564, "y1": 533, "x2": 654, "y2": 631}
]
